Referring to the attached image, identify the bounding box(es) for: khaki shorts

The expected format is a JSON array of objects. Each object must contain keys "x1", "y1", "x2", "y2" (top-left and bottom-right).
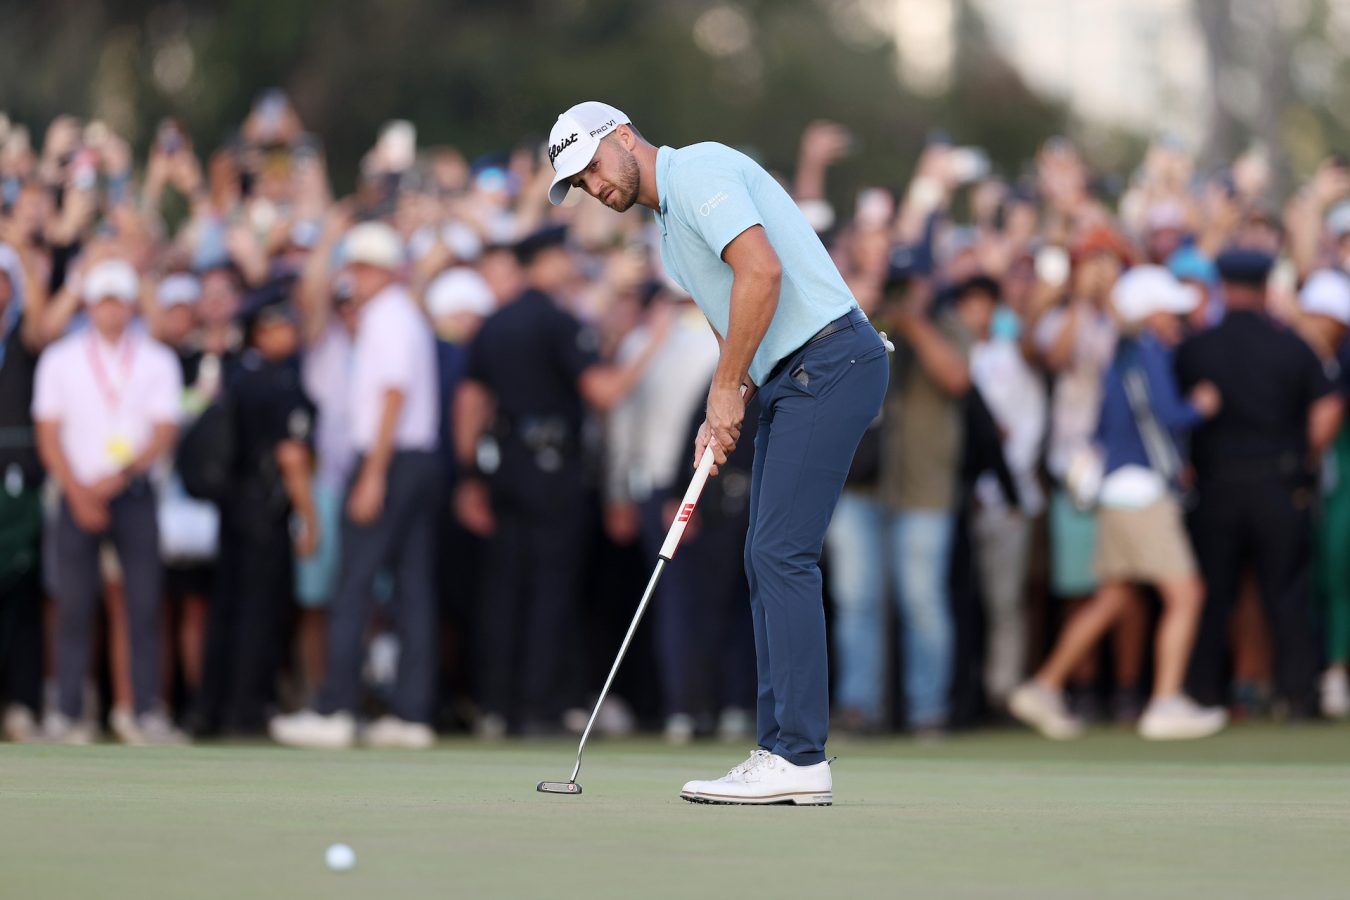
[{"x1": 1095, "y1": 496, "x2": 1196, "y2": 585}]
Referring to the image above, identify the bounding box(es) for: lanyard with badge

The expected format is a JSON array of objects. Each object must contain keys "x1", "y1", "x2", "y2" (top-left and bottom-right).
[{"x1": 87, "y1": 333, "x2": 138, "y2": 469}]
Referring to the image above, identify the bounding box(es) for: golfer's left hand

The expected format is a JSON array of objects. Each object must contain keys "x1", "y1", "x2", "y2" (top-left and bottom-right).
[{"x1": 699, "y1": 383, "x2": 744, "y2": 477}]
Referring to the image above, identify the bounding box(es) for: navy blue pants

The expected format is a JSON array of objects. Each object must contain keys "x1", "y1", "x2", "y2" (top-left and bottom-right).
[
  {"x1": 319, "y1": 451, "x2": 443, "y2": 723},
  {"x1": 745, "y1": 311, "x2": 888, "y2": 765}
]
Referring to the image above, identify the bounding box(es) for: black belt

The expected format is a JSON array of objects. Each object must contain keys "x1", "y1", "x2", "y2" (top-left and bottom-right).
[{"x1": 764, "y1": 308, "x2": 869, "y2": 385}]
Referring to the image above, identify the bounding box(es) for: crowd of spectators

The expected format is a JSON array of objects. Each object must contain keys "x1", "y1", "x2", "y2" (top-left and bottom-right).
[{"x1": 1, "y1": 92, "x2": 1348, "y2": 747}]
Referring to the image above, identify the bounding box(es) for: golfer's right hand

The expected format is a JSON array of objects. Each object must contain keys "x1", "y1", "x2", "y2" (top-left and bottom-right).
[{"x1": 694, "y1": 421, "x2": 730, "y2": 477}]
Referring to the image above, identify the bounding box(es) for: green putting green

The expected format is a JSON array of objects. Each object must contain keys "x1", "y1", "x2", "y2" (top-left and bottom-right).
[{"x1": 2, "y1": 725, "x2": 1349, "y2": 898}]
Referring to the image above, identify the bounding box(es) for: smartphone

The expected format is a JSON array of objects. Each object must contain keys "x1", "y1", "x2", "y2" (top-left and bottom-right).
[
  {"x1": 1034, "y1": 245, "x2": 1070, "y2": 287},
  {"x1": 378, "y1": 120, "x2": 416, "y2": 173},
  {"x1": 949, "y1": 147, "x2": 991, "y2": 184},
  {"x1": 70, "y1": 147, "x2": 99, "y2": 191},
  {"x1": 156, "y1": 119, "x2": 183, "y2": 156}
]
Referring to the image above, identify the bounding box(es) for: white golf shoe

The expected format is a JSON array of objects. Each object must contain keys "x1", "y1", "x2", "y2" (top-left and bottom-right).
[
  {"x1": 269, "y1": 710, "x2": 356, "y2": 749},
  {"x1": 1009, "y1": 681, "x2": 1085, "y2": 740},
  {"x1": 1320, "y1": 667, "x2": 1350, "y2": 719},
  {"x1": 1138, "y1": 694, "x2": 1228, "y2": 740},
  {"x1": 363, "y1": 715, "x2": 435, "y2": 749},
  {"x1": 680, "y1": 749, "x2": 832, "y2": 806}
]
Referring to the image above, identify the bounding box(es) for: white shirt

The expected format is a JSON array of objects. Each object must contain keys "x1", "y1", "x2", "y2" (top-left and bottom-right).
[
  {"x1": 304, "y1": 321, "x2": 357, "y2": 487},
  {"x1": 350, "y1": 284, "x2": 439, "y2": 453},
  {"x1": 1034, "y1": 306, "x2": 1116, "y2": 479},
  {"x1": 971, "y1": 338, "x2": 1048, "y2": 516},
  {"x1": 32, "y1": 329, "x2": 182, "y2": 485},
  {"x1": 605, "y1": 306, "x2": 720, "y2": 503}
]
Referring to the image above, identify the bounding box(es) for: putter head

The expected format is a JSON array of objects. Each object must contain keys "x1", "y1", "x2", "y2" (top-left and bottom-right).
[{"x1": 537, "y1": 780, "x2": 582, "y2": 796}]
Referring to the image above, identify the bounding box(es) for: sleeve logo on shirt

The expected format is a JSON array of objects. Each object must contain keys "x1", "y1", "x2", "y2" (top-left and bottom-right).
[{"x1": 699, "y1": 192, "x2": 730, "y2": 217}]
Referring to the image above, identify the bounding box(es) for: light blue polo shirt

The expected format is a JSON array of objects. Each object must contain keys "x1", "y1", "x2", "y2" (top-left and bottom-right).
[{"x1": 653, "y1": 143, "x2": 857, "y2": 386}]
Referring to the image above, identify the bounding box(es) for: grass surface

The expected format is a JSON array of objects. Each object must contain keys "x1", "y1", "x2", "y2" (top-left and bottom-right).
[{"x1": 3, "y1": 725, "x2": 1350, "y2": 898}]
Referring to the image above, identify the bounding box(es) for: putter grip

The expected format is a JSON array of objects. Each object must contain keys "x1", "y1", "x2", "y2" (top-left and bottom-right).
[{"x1": 658, "y1": 443, "x2": 717, "y2": 560}]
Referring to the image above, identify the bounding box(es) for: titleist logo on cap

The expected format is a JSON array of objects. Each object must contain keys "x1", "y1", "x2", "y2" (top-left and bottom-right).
[{"x1": 549, "y1": 133, "x2": 578, "y2": 165}]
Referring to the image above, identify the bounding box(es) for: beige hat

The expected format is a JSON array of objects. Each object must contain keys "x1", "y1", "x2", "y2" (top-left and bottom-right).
[
  {"x1": 343, "y1": 222, "x2": 404, "y2": 270},
  {"x1": 82, "y1": 259, "x2": 139, "y2": 305}
]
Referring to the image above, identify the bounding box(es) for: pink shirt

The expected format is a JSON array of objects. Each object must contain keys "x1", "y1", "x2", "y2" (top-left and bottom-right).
[
  {"x1": 350, "y1": 285, "x2": 439, "y2": 453},
  {"x1": 32, "y1": 329, "x2": 183, "y2": 485}
]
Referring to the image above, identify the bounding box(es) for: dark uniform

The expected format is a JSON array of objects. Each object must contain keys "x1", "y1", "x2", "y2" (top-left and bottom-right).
[
  {"x1": 0, "y1": 311, "x2": 43, "y2": 720},
  {"x1": 1176, "y1": 250, "x2": 1334, "y2": 713},
  {"x1": 465, "y1": 278, "x2": 599, "y2": 729},
  {"x1": 197, "y1": 325, "x2": 315, "y2": 734}
]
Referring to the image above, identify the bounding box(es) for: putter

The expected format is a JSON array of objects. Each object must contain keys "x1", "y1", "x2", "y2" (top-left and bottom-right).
[{"x1": 538, "y1": 440, "x2": 721, "y2": 796}]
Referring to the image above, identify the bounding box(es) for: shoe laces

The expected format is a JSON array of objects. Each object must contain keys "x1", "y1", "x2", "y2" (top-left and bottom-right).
[{"x1": 725, "y1": 748, "x2": 771, "y2": 779}]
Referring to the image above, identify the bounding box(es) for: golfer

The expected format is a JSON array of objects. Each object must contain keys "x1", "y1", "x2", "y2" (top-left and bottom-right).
[{"x1": 547, "y1": 101, "x2": 889, "y2": 804}]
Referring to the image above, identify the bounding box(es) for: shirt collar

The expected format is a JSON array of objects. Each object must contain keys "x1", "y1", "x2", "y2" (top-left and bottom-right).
[{"x1": 655, "y1": 146, "x2": 674, "y2": 217}]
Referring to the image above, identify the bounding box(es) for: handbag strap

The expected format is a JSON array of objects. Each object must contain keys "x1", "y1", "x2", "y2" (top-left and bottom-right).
[{"x1": 1121, "y1": 362, "x2": 1181, "y2": 484}]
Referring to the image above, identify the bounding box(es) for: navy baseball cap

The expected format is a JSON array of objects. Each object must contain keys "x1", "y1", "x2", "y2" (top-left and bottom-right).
[{"x1": 1214, "y1": 248, "x2": 1274, "y2": 286}]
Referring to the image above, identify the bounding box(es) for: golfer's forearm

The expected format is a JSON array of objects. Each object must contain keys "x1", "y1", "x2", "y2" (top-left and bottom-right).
[
  {"x1": 365, "y1": 389, "x2": 405, "y2": 475},
  {"x1": 716, "y1": 269, "x2": 779, "y2": 390}
]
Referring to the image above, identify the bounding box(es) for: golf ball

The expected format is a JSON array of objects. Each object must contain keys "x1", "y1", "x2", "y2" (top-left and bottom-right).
[{"x1": 325, "y1": 843, "x2": 356, "y2": 872}]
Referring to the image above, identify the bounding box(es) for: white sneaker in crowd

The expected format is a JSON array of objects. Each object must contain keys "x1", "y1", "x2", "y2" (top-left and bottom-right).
[
  {"x1": 681, "y1": 749, "x2": 832, "y2": 806},
  {"x1": 41, "y1": 711, "x2": 95, "y2": 746},
  {"x1": 1320, "y1": 667, "x2": 1350, "y2": 720},
  {"x1": 476, "y1": 712, "x2": 508, "y2": 741},
  {"x1": 716, "y1": 707, "x2": 753, "y2": 742},
  {"x1": 664, "y1": 713, "x2": 695, "y2": 745},
  {"x1": 124, "y1": 709, "x2": 189, "y2": 747},
  {"x1": 3, "y1": 704, "x2": 38, "y2": 743},
  {"x1": 363, "y1": 715, "x2": 435, "y2": 749},
  {"x1": 269, "y1": 710, "x2": 356, "y2": 749},
  {"x1": 110, "y1": 706, "x2": 138, "y2": 744},
  {"x1": 1009, "y1": 681, "x2": 1085, "y2": 740},
  {"x1": 1138, "y1": 694, "x2": 1228, "y2": 740}
]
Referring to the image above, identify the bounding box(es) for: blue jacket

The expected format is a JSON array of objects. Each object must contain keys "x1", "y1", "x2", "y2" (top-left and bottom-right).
[{"x1": 1095, "y1": 332, "x2": 1203, "y2": 477}]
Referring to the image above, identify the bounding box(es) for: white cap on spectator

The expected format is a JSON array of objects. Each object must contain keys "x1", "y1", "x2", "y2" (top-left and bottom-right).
[
  {"x1": 1144, "y1": 200, "x2": 1188, "y2": 232},
  {"x1": 343, "y1": 222, "x2": 404, "y2": 270},
  {"x1": 425, "y1": 267, "x2": 495, "y2": 319},
  {"x1": 82, "y1": 259, "x2": 139, "y2": 305},
  {"x1": 546, "y1": 101, "x2": 631, "y2": 205},
  {"x1": 1111, "y1": 264, "x2": 1198, "y2": 324},
  {"x1": 1326, "y1": 201, "x2": 1350, "y2": 239},
  {"x1": 157, "y1": 273, "x2": 201, "y2": 309},
  {"x1": 442, "y1": 221, "x2": 484, "y2": 262},
  {"x1": 1299, "y1": 269, "x2": 1350, "y2": 325}
]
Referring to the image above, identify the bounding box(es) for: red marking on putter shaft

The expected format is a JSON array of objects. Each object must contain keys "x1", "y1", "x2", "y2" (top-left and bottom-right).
[{"x1": 677, "y1": 502, "x2": 694, "y2": 523}]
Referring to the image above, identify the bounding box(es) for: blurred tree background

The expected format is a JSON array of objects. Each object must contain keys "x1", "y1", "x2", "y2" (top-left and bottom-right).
[
  {"x1": 0, "y1": 0, "x2": 1064, "y2": 209},
  {"x1": 7, "y1": 0, "x2": 1350, "y2": 209}
]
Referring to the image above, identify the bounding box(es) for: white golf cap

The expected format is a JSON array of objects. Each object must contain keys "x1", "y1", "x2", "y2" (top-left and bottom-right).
[
  {"x1": 1300, "y1": 268, "x2": 1350, "y2": 325},
  {"x1": 425, "y1": 267, "x2": 495, "y2": 319},
  {"x1": 82, "y1": 259, "x2": 139, "y2": 305},
  {"x1": 1327, "y1": 201, "x2": 1350, "y2": 239},
  {"x1": 343, "y1": 221, "x2": 404, "y2": 270},
  {"x1": 1111, "y1": 264, "x2": 1198, "y2": 324},
  {"x1": 546, "y1": 101, "x2": 631, "y2": 205},
  {"x1": 157, "y1": 273, "x2": 201, "y2": 309}
]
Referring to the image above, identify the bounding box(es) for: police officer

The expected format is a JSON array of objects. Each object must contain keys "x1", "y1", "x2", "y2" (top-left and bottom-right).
[
  {"x1": 197, "y1": 297, "x2": 318, "y2": 735},
  {"x1": 455, "y1": 225, "x2": 660, "y2": 735},
  {"x1": 0, "y1": 239, "x2": 50, "y2": 741},
  {"x1": 1177, "y1": 249, "x2": 1344, "y2": 715}
]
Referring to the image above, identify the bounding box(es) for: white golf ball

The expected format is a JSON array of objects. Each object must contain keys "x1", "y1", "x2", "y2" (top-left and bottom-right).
[{"x1": 325, "y1": 843, "x2": 356, "y2": 872}]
